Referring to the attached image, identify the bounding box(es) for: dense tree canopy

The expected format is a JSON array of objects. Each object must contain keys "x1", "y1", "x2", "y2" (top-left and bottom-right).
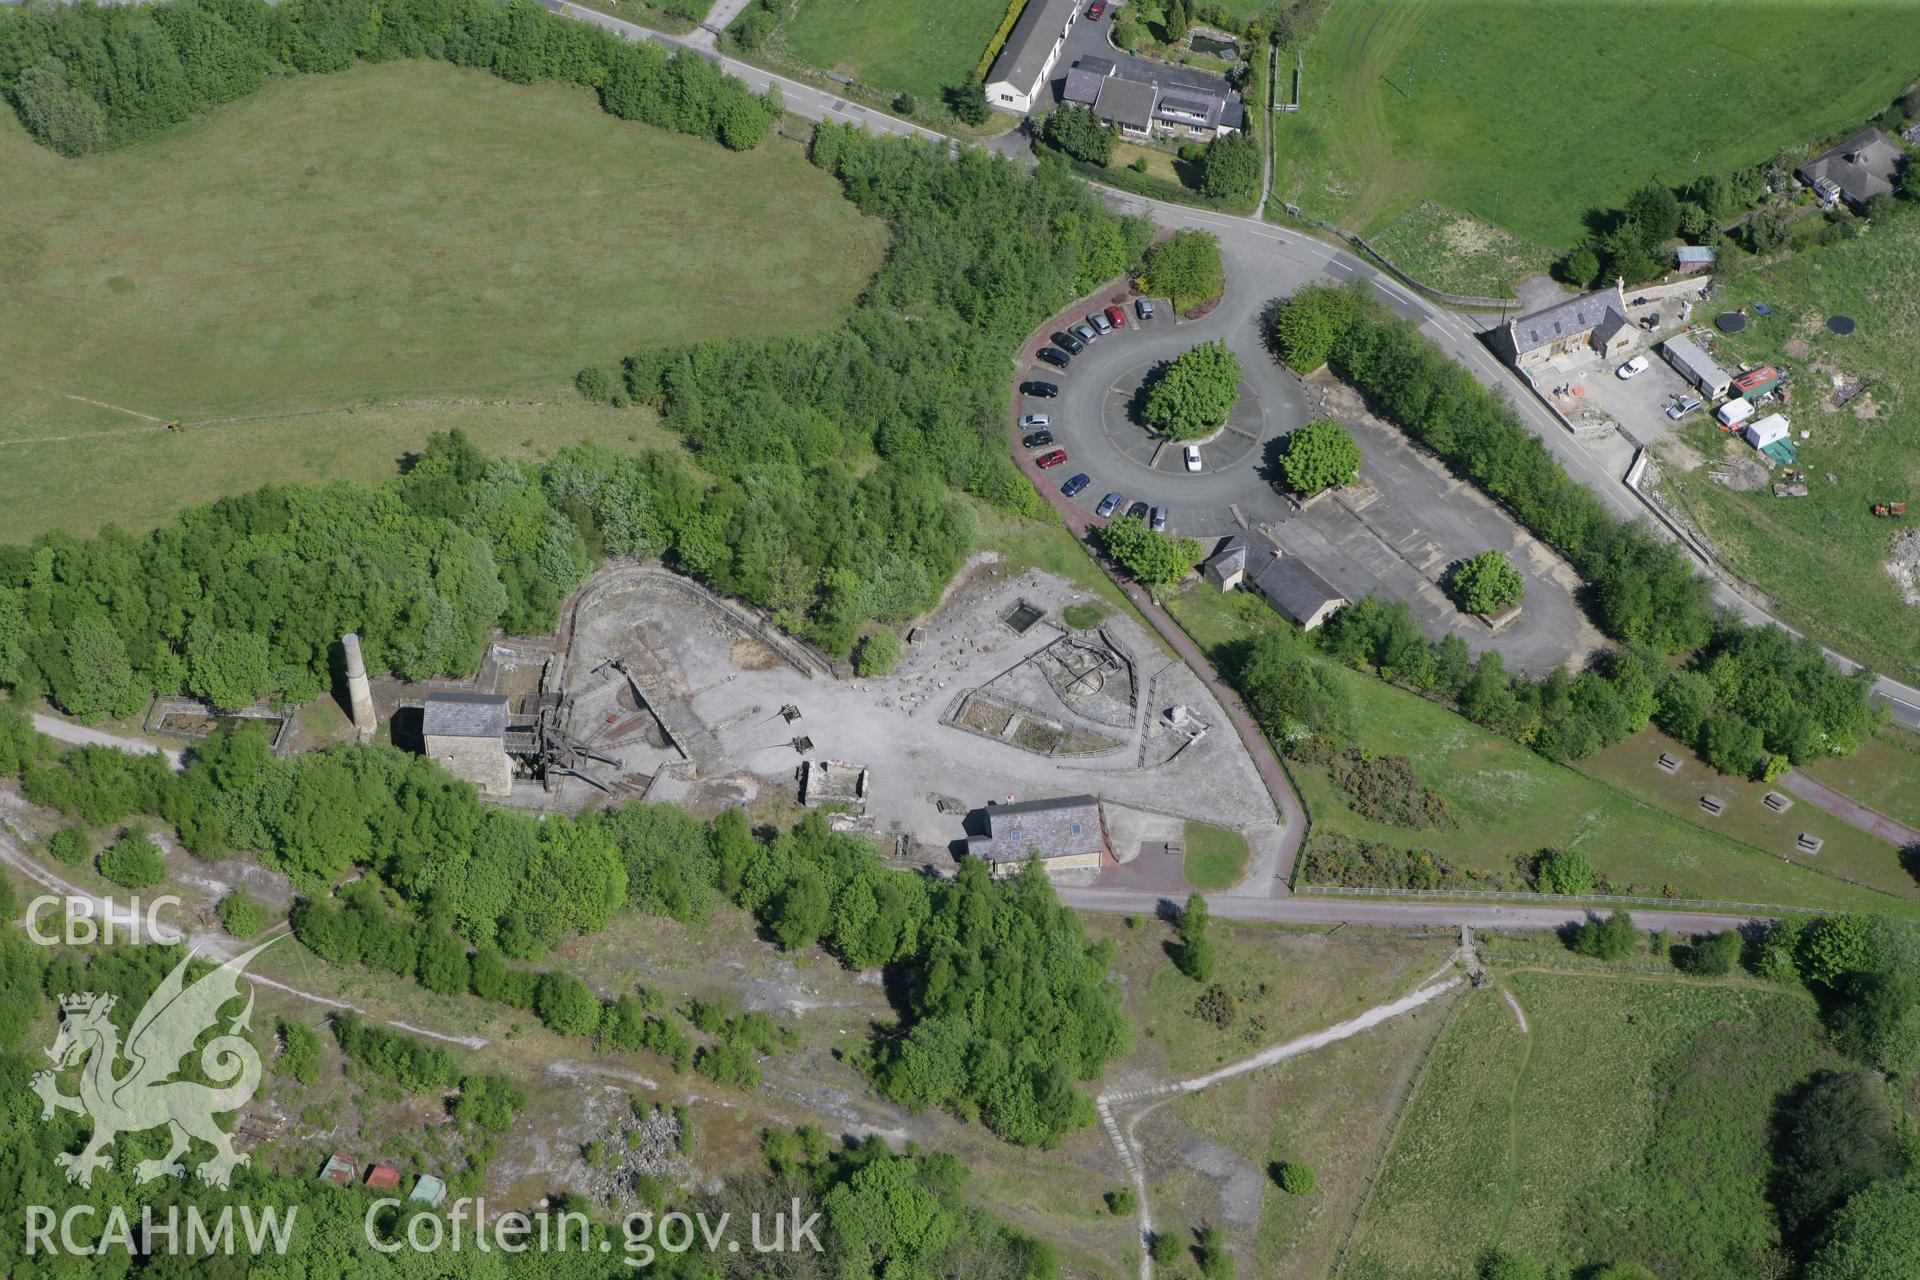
[
  {"x1": 0, "y1": 0, "x2": 778, "y2": 156},
  {"x1": 1096, "y1": 516, "x2": 1202, "y2": 585}
]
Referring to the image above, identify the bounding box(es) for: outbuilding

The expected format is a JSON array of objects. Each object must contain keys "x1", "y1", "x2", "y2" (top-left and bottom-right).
[
  {"x1": 983, "y1": 0, "x2": 1079, "y2": 115},
  {"x1": 1744, "y1": 413, "x2": 1791, "y2": 450},
  {"x1": 1733, "y1": 364, "x2": 1781, "y2": 400},
  {"x1": 1675, "y1": 245, "x2": 1716, "y2": 273},
  {"x1": 422, "y1": 691, "x2": 514, "y2": 797},
  {"x1": 1247, "y1": 547, "x2": 1347, "y2": 631},
  {"x1": 1659, "y1": 335, "x2": 1731, "y2": 399}
]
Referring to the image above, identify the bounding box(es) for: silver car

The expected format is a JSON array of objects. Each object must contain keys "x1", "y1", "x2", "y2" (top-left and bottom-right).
[
  {"x1": 1087, "y1": 312, "x2": 1112, "y2": 334},
  {"x1": 1071, "y1": 322, "x2": 1098, "y2": 344},
  {"x1": 1150, "y1": 506, "x2": 1168, "y2": 532},
  {"x1": 1096, "y1": 492, "x2": 1123, "y2": 518}
]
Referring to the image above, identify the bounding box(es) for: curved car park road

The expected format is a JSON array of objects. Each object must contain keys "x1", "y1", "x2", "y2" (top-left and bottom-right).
[{"x1": 1028, "y1": 284, "x2": 1307, "y2": 541}]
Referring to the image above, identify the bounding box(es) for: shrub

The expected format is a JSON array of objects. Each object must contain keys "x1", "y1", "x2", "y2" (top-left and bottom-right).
[
  {"x1": 1450, "y1": 550, "x2": 1524, "y2": 615},
  {"x1": 1273, "y1": 1160, "x2": 1315, "y2": 1195},
  {"x1": 1267, "y1": 283, "x2": 1361, "y2": 373},
  {"x1": 1569, "y1": 910, "x2": 1637, "y2": 961},
  {"x1": 98, "y1": 824, "x2": 165, "y2": 889},
  {"x1": 1678, "y1": 928, "x2": 1740, "y2": 976},
  {"x1": 1097, "y1": 516, "x2": 1202, "y2": 586},
  {"x1": 47, "y1": 825, "x2": 90, "y2": 866},
  {"x1": 276, "y1": 1017, "x2": 320, "y2": 1085},
  {"x1": 1139, "y1": 229, "x2": 1224, "y2": 312},
  {"x1": 1192, "y1": 983, "x2": 1236, "y2": 1028},
  {"x1": 574, "y1": 365, "x2": 618, "y2": 404},
  {"x1": 1326, "y1": 748, "x2": 1453, "y2": 828},
  {"x1": 854, "y1": 628, "x2": 902, "y2": 677},
  {"x1": 1142, "y1": 341, "x2": 1242, "y2": 438},
  {"x1": 1105, "y1": 1187, "x2": 1135, "y2": 1216},
  {"x1": 1275, "y1": 419, "x2": 1361, "y2": 496},
  {"x1": 216, "y1": 891, "x2": 268, "y2": 938},
  {"x1": 1532, "y1": 847, "x2": 1594, "y2": 895},
  {"x1": 1148, "y1": 1230, "x2": 1182, "y2": 1265},
  {"x1": 535, "y1": 972, "x2": 604, "y2": 1037}
]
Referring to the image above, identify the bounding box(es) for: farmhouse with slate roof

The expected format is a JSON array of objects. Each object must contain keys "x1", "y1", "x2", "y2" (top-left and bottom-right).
[{"x1": 1494, "y1": 279, "x2": 1633, "y2": 371}]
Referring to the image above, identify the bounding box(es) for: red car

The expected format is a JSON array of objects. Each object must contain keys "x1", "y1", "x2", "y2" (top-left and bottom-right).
[
  {"x1": 1036, "y1": 450, "x2": 1068, "y2": 469},
  {"x1": 1087, "y1": 0, "x2": 1105, "y2": 17},
  {"x1": 1105, "y1": 305, "x2": 1127, "y2": 328}
]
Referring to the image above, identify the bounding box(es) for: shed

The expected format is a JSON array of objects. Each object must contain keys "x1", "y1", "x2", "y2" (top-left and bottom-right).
[
  {"x1": 409, "y1": 1174, "x2": 448, "y2": 1206},
  {"x1": 1659, "y1": 335, "x2": 1731, "y2": 399},
  {"x1": 1201, "y1": 534, "x2": 1251, "y2": 591},
  {"x1": 966, "y1": 794, "x2": 1106, "y2": 875},
  {"x1": 365, "y1": 1164, "x2": 402, "y2": 1192},
  {"x1": 1733, "y1": 365, "x2": 1781, "y2": 400},
  {"x1": 1744, "y1": 413, "x2": 1791, "y2": 450},
  {"x1": 1716, "y1": 397, "x2": 1755, "y2": 428},
  {"x1": 319, "y1": 1152, "x2": 356, "y2": 1187},
  {"x1": 1675, "y1": 245, "x2": 1716, "y2": 273}
]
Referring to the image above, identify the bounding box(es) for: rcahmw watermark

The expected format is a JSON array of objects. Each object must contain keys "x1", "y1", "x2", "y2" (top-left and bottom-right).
[
  {"x1": 365, "y1": 1197, "x2": 823, "y2": 1269},
  {"x1": 25, "y1": 1204, "x2": 299, "y2": 1258}
]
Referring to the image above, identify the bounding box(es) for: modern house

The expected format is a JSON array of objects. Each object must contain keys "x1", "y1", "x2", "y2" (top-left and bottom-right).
[
  {"x1": 1494, "y1": 280, "x2": 1633, "y2": 371},
  {"x1": 421, "y1": 691, "x2": 513, "y2": 798},
  {"x1": 966, "y1": 794, "x2": 1107, "y2": 876},
  {"x1": 1796, "y1": 128, "x2": 1906, "y2": 212},
  {"x1": 1659, "y1": 335, "x2": 1731, "y2": 399},
  {"x1": 984, "y1": 0, "x2": 1080, "y2": 115},
  {"x1": 1070, "y1": 54, "x2": 1243, "y2": 140}
]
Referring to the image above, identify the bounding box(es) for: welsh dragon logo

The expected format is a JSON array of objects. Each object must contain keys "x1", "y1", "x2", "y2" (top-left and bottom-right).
[{"x1": 31, "y1": 939, "x2": 276, "y2": 1189}]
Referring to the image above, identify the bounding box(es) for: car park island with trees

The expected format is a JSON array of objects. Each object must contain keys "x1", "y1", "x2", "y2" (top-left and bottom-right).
[{"x1": 2, "y1": 1, "x2": 1920, "y2": 1278}]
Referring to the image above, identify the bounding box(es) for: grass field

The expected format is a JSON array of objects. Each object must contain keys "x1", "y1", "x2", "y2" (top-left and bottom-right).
[
  {"x1": 771, "y1": 0, "x2": 1010, "y2": 102},
  {"x1": 1184, "y1": 820, "x2": 1251, "y2": 889},
  {"x1": 1652, "y1": 214, "x2": 1920, "y2": 686},
  {"x1": 0, "y1": 60, "x2": 886, "y2": 540},
  {"x1": 1802, "y1": 725, "x2": 1920, "y2": 831},
  {"x1": 1344, "y1": 971, "x2": 1842, "y2": 1279},
  {"x1": 1578, "y1": 726, "x2": 1918, "y2": 901},
  {"x1": 1363, "y1": 200, "x2": 1553, "y2": 298},
  {"x1": 1166, "y1": 583, "x2": 1919, "y2": 915},
  {"x1": 1273, "y1": 0, "x2": 1920, "y2": 249}
]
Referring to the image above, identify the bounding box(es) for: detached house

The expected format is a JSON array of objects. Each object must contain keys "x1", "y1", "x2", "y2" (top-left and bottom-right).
[{"x1": 1494, "y1": 280, "x2": 1633, "y2": 371}]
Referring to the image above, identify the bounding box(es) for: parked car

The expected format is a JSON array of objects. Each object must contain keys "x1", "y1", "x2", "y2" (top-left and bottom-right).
[
  {"x1": 1150, "y1": 506, "x2": 1167, "y2": 532},
  {"x1": 1087, "y1": 312, "x2": 1112, "y2": 335},
  {"x1": 1125, "y1": 500, "x2": 1150, "y2": 522},
  {"x1": 1036, "y1": 449, "x2": 1068, "y2": 469},
  {"x1": 1105, "y1": 305, "x2": 1128, "y2": 329},
  {"x1": 1023, "y1": 380, "x2": 1059, "y2": 398},
  {"x1": 1071, "y1": 322, "x2": 1098, "y2": 344},
  {"x1": 1038, "y1": 347, "x2": 1071, "y2": 369},
  {"x1": 1052, "y1": 330, "x2": 1084, "y2": 354},
  {"x1": 1184, "y1": 443, "x2": 1202, "y2": 472},
  {"x1": 1087, "y1": 0, "x2": 1104, "y2": 17},
  {"x1": 1061, "y1": 473, "x2": 1091, "y2": 497},
  {"x1": 1019, "y1": 413, "x2": 1050, "y2": 429},
  {"x1": 1616, "y1": 355, "x2": 1651, "y2": 380},
  {"x1": 1135, "y1": 298, "x2": 1155, "y2": 321},
  {"x1": 1095, "y1": 492, "x2": 1123, "y2": 518},
  {"x1": 1666, "y1": 394, "x2": 1703, "y2": 420},
  {"x1": 1022, "y1": 430, "x2": 1054, "y2": 449}
]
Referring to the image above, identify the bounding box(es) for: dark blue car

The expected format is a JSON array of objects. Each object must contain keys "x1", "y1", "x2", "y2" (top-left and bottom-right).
[{"x1": 1061, "y1": 473, "x2": 1091, "y2": 498}]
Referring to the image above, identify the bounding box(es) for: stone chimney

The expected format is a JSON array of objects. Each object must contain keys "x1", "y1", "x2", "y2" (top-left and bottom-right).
[{"x1": 342, "y1": 633, "x2": 376, "y2": 744}]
